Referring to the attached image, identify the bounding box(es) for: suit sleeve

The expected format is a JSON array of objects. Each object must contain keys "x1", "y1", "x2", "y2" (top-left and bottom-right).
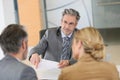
[
  {"x1": 29, "y1": 30, "x2": 49, "y2": 60},
  {"x1": 20, "y1": 67, "x2": 38, "y2": 80}
]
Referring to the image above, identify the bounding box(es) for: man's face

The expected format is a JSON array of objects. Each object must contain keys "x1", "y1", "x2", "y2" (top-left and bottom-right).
[{"x1": 61, "y1": 15, "x2": 78, "y2": 36}]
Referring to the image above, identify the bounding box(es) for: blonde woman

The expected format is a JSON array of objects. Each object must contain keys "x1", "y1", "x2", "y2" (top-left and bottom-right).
[{"x1": 58, "y1": 27, "x2": 119, "y2": 80}]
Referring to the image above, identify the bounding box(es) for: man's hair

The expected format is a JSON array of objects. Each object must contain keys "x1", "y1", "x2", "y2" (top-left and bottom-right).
[
  {"x1": 62, "y1": 8, "x2": 80, "y2": 21},
  {"x1": 0, "y1": 24, "x2": 27, "y2": 54}
]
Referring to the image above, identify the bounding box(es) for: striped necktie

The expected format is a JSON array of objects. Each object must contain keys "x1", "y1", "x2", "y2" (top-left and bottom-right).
[{"x1": 61, "y1": 37, "x2": 71, "y2": 60}]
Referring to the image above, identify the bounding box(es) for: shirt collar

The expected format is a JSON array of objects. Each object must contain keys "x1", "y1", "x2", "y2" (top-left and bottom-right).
[{"x1": 61, "y1": 30, "x2": 73, "y2": 38}]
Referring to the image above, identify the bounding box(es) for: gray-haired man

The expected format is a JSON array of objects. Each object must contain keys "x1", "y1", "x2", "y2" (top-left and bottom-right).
[{"x1": 29, "y1": 8, "x2": 80, "y2": 68}]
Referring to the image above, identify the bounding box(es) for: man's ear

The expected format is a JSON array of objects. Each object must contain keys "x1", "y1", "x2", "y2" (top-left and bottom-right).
[
  {"x1": 21, "y1": 39, "x2": 26, "y2": 50},
  {"x1": 75, "y1": 22, "x2": 78, "y2": 26}
]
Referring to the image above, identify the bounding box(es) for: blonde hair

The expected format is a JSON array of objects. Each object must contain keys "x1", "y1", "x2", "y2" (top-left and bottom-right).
[{"x1": 74, "y1": 27, "x2": 105, "y2": 61}]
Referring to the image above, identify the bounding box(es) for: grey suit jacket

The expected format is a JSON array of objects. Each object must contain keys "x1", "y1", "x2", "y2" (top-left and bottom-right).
[
  {"x1": 0, "y1": 54, "x2": 37, "y2": 80},
  {"x1": 29, "y1": 27, "x2": 77, "y2": 64}
]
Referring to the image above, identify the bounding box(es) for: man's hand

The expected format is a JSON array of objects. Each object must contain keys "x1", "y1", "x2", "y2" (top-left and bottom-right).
[
  {"x1": 58, "y1": 60, "x2": 69, "y2": 68},
  {"x1": 30, "y1": 53, "x2": 41, "y2": 68}
]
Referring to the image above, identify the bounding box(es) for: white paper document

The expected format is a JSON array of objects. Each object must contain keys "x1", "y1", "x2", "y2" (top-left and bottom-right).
[
  {"x1": 116, "y1": 65, "x2": 120, "y2": 73},
  {"x1": 36, "y1": 59, "x2": 61, "y2": 80}
]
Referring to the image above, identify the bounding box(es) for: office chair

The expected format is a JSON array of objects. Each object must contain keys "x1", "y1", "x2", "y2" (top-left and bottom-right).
[{"x1": 39, "y1": 29, "x2": 47, "y2": 39}]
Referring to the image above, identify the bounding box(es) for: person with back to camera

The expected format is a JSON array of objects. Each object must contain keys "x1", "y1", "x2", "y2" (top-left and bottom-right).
[
  {"x1": 0, "y1": 24, "x2": 38, "y2": 80},
  {"x1": 29, "y1": 8, "x2": 80, "y2": 68},
  {"x1": 58, "y1": 27, "x2": 119, "y2": 80}
]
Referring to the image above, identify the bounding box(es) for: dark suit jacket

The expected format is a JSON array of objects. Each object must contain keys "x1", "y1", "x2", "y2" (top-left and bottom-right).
[
  {"x1": 0, "y1": 54, "x2": 38, "y2": 80},
  {"x1": 29, "y1": 27, "x2": 77, "y2": 64}
]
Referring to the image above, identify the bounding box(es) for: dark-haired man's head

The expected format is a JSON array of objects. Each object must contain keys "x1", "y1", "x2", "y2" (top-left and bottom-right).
[{"x1": 0, "y1": 24, "x2": 28, "y2": 60}]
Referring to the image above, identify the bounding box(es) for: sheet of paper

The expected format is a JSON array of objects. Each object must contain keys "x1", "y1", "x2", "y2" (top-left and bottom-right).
[
  {"x1": 35, "y1": 59, "x2": 61, "y2": 80},
  {"x1": 116, "y1": 65, "x2": 120, "y2": 72},
  {"x1": 0, "y1": 47, "x2": 4, "y2": 60},
  {"x1": 38, "y1": 59, "x2": 59, "y2": 70},
  {"x1": 116, "y1": 65, "x2": 120, "y2": 77}
]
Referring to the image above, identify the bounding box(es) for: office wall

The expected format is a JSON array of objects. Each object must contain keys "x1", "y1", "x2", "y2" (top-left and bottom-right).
[
  {"x1": 92, "y1": 0, "x2": 120, "y2": 28},
  {"x1": 0, "y1": 0, "x2": 5, "y2": 34},
  {"x1": 0, "y1": 0, "x2": 43, "y2": 46},
  {"x1": 17, "y1": 0, "x2": 43, "y2": 46},
  {"x1": 0, "y1": 0, "x2": 17, "y2": 60},
  {"x1": 3, "y1": 0, "x2": 16, "y2": 25},
  {"x1": 0, "y1": 0, "x2": 16, "y2": 33},
  {"x1": 44, "y1": 0, "x2": 93, "y2": 29}
]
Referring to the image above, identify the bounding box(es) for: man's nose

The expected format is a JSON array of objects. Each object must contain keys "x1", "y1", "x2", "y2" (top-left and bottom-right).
[{"x1": 65, "y1": 23, "x2": 70, "y2": 28}]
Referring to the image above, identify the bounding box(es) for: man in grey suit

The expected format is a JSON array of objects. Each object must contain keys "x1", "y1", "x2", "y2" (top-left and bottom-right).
[
  {"x1": 29, "y1": 8, "x2": 80, "y2": 68},
  {"x1": 0, "y1": 24, "x2": 38, "y2": 80}
]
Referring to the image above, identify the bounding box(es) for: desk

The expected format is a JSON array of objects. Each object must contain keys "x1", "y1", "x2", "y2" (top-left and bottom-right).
[
  {"x1": 23, "y1": 60, "x2": 120, "y2": 80},
  {"x1": 23, "y1": 60, "x2": 61, "y2": 80}
]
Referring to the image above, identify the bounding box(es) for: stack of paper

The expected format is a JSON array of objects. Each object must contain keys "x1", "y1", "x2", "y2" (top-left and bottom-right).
[{"x1": 35, "y1": 59, "x2": 61, "y2": 80}]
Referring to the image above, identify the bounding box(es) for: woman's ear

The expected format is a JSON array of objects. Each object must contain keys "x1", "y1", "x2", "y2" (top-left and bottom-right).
[{"x1": 78, "y1": 40, "x2": 82, "y2": 49}]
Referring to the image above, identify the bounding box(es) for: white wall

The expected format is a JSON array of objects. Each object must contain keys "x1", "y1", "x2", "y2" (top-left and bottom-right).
[
  {"x1": 0, "y1": 0, "x2": 5, "y2": 34},
  {"x1": 45, "y1": 0, "x2": 93, "y2": 29},
  {"x1": 0, "y1": 0, "x2": 16, "y2": 33},
  {"x1": 0, "y1": 0, "x2": 16, "y2": 60},
  {"x1": 0, "y1": 0, "x2": 5, "y2": 60},
  {"x1": 3, "y1": 0, "x2": 16, "y2": 26}
]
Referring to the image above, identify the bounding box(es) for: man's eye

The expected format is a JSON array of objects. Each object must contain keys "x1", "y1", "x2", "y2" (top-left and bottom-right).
[
  {"x1": 69, "y1": 23, "x2": 74, "y2": 25},
  {"x1": 64, "y1": 21, "x2": 67, "y2": 24}
]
